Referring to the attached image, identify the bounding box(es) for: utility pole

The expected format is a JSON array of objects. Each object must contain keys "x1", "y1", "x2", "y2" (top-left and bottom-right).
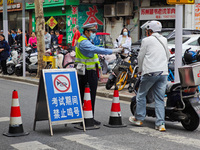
[
  {"x1": 35, "y1": 0, "x2": 46, "y2": 78},
  {"x1": 3, "y1": 0, "x2": 8, "y2": 41}
]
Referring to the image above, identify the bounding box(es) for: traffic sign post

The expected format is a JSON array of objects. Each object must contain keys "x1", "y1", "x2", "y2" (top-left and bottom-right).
[
  {"x1": 33, "y1": 69, "x2": 85, "y2": 136},
  {"x1": 167, "y1": 0, "x2": 195, "y2": 4}
]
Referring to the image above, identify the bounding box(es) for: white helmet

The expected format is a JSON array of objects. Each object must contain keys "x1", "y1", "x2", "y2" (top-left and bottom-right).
[{"x1": 141, "y1": 20, "x2": 162, "y2": 32}]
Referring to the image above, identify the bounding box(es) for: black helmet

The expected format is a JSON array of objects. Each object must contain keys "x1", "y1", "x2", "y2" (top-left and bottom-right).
[{"x1": 183, "y1": 49, "x2": 196, "y2": 64}]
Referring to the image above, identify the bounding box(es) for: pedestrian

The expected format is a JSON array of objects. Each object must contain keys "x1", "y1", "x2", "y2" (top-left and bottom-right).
[
  {"x1": 50, "y1": 30, "x2": 58, "y2": 46},
  {"x1": 76, "y1": 22, "x2": 123, "y2": 125},
  {"x1": 15, "y1": 28, "x2": 23, "y2": 46},
  {"x1": 44, "y1": 29, "x2": 51, "y2": 50},
  {"x1": 72, "y1": 25, "x2": 81, "y2": 49},
  {"x1": 129, "y1": 20, "x2": 170, "y2": 132},
  {"x1": 8, "y1": 30, "x2": 14, "y2": 46},
  {"x1": 11, "y1": 29, "x2": 17, "y2": 41},
  {"x1": 28, "y1": 31, "x2": 37, "y2": 52},
  {"x1": 0, "y1": 34, "x2": 10, "y2": 75},
  {"x1": 114, "y1": 27, "x2": 132, "y2": 54},
  {"x1": 55, "y1": 30, "x2": 63, "y2": 45}
]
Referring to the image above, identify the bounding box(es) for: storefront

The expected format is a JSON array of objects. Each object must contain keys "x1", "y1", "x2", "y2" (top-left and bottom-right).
[
  {"x1": 0, "y1": 0, "x2": 29, "y2": 32},
  {"x1": 26, "y1": 0, "x2": 79, "y2": 46}
]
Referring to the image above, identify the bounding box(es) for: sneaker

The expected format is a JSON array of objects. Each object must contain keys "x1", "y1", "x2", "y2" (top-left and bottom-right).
[
  {"x1": 129, "y1": 116, "x2": 143, "y2": 126},
  {"x1": 155, "y1": 124, "x2": 166, "y2": 132}
]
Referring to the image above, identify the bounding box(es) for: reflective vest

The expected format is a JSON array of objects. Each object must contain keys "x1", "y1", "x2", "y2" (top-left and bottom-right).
[{"x1": 75, "y1": 36, "x2": 101, "y2": 70}]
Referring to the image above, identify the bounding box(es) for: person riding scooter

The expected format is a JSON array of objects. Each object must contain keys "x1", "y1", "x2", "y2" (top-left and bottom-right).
[{"x1": 129, "y1": 20, "x2": 170, "y2": 132}]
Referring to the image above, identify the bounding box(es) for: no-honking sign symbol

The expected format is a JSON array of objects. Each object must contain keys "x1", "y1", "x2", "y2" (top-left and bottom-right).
[{"x1": 52, "y1": 74, "x2": 72, "y2": 93}]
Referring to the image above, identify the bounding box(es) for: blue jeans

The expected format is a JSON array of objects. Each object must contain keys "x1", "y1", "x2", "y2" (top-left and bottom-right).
[{"x1": 135, "y1": 75, "x2": 168, "y2": 126}]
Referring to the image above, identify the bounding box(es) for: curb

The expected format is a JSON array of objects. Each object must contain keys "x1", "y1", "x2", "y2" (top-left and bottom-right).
[{"x1": 0, "y1": 75, "x2": 132, "y2": 102}]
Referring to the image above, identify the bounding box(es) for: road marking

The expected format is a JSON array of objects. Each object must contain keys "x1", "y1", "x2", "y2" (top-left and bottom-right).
[
  {"x1": 63, "y1": 134, "x2": 130, "y2": 150},
  {"x1": 11, "y1": 141, "x2": 56, "y2": 150},
  {"x1": 0, "y1": 117, "x2": 9, "y2": 122},
  {"x1": 129, "y1": 127, "x2": 200, "y2": 149}
]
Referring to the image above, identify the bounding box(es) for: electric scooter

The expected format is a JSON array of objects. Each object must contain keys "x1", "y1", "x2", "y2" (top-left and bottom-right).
[{"x1": 130, "y1": 72, "x2": 200, "y2": 131}]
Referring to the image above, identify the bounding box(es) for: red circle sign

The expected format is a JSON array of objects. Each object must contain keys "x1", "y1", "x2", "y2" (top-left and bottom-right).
[{"x1": 53, "y1": 75, "x2": 71, "y2": 93}]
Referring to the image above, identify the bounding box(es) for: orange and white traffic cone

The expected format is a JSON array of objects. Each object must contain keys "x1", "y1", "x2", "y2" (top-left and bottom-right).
[
  {"x1": 3, "y1": 90, "x2": 29, "y2": 137},
  {"x1": 104, "y1": 87, "x2": 127, "y2": 128},
  {"x1": 75, "y1": 83, "x2": 100, "y2": 130}
]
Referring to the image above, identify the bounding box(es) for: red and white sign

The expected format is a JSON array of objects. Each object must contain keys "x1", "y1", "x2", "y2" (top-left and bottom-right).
[
  {"x1": 140, "y1": 7, "x2": 176, "y2": 20},
  {"x1": 52, "y1": 74, "x2": 72, "y2": 94},
  {"x1": 195, "y1": 4, "x2": 200, "y2": 30}
]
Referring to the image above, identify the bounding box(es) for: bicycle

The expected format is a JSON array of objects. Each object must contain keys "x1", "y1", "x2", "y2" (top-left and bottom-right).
[{"x1": 113, "y1": 49, "x2": 139, "y2": 91}]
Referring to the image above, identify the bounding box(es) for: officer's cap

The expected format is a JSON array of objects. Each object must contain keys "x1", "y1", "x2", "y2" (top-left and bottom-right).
[{"x1": 82, "y1": 22, "x2": 97, "y2": 32}]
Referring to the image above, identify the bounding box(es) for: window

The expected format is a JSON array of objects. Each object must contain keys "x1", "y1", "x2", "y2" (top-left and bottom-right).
[
  {"x1": 188, "y1": 39, "x2": 200, "y2": 46},
  {"x1": 168, "y1": 37, "x2": 190, "y2": 44}
]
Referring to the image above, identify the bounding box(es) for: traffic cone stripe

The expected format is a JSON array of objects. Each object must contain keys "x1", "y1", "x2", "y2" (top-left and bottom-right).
[
  {"x1": 83, "y1": 111, "x2": 93, "y2": 119},
  {"x1": 11, "y1": 99, "x2": 20, "y2": 107},
  {"x1": 10, "y1": 107, "x2": 21, "y2": 117},
  {"x1": 83, "y1": 100, "x2": 92, "y2": 111},
  {"x1": 111, "y1": 103, "x2": 121, "y2": 112},
  {"x1": 113, "y1": 90, "x2": 119, "y2": 97},
  {"x1": 10, "y1": 117, "x2": 22, "y2": 125},
  {"x1": 110, "y1": 111, "x2": 121, "y2": 117},
  {"x1": 112, "y1": 97, "x2": 120, "y2": 103}
]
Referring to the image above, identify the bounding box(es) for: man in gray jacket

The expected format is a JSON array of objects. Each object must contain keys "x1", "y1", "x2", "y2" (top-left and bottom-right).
[
  {"x1": 44, "y1": 29, "x2": 51, "y2": 50},
  {"x1": 129, "y1": 20, "x2": 170, "y2": 132}
]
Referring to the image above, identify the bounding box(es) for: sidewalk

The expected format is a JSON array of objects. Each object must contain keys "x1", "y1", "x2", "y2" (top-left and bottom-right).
[{"x1": 0, "y1": 74, "x2": 134, "y2": 102}]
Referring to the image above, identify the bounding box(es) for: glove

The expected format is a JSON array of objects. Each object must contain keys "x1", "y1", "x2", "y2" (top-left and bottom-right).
[{"x1": 112, "y1": 48, "x2": 123, "y2": 54}]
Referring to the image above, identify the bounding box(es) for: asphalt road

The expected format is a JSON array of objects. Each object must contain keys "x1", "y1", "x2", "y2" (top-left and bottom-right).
[{"x1": 0, "y1": 78, "x2": 200, "y2": 150}]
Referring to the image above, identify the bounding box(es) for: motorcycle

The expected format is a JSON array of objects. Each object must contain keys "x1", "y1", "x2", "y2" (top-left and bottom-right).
[
  {"x1": 45, "y1": 44, "x2": 75, "y2": 69},
  {"x1": 99, "y1": 54, "x2": 116, "y2": 74},
  {"x1": 6, "y1": 44, "x2": 22, "y2": 75},
  {"x1": 130, "y1": 75, "x2": 200, "y2": 131},
  {"x1": 15, "y1": 47, "x2": 38, "y2": 76}
]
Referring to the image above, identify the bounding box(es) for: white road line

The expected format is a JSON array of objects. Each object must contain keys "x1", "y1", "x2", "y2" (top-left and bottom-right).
[
  {"x1": 130, "y1": 127, "x2": 200, "y2": 149},
  {"x1": 11, "y1": 141, "x2": 56, "y2": 150},
  {"x1": 63, "y1": 134, "x2": 130, "y2": 150},
  {"x1": 0, "y1": 117, "x2": 9, "y2": 122}
]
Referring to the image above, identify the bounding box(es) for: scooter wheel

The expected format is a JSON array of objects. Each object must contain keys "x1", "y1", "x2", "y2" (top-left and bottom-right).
[
  {"x1": 181, "y1": 107, "x2": 199, "y2": 131},
  {"x1": 15, "y1": 67, "x2": 23, "y2": 76},
  {"x1": 130, "y1": 96, "x2": 137, "y2": 116},
  {"x1": 106, "y1": 79, "x2": 115, "y2": 90},
  {"x1": 7, "y1": 64, "x2": 15, "y2": 75}
]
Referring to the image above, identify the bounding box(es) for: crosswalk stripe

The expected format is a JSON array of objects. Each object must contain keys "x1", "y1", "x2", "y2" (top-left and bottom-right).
[
  {"x1": 129, "y1": 127, "x2": 200, "y2": 149},
  {"x1": 0, "y1": 117, "x2": 9, "y2": 122},
  {"x1": 11, "y1": 141, "x2": 56, "y2": 150},
  {"x1": 63, "y1": 134, "x2": 129, "y2": 150}
]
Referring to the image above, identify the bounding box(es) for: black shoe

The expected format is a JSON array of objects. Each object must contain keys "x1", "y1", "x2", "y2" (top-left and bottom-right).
[
  {"x1": 94, "y1": 119, "x2": 101, "y2": 125},
  {"x1": 2, "y1": 72, "x2": 8, "y2": 75}
]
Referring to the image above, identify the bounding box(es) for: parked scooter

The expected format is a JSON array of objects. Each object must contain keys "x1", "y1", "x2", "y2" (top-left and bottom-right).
[
  {"x1": 130, "y1": 75, "x2": 200, "y2": 131},
  {"x1": 6, "y1": 44, "x2": 22, "y2": 75},
  {"x1": 15, "y1": 47, "x2": 38, "y2": 76}
]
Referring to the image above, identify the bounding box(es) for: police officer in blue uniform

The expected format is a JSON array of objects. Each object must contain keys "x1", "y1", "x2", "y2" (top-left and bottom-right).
[{"x1": 76, "y1": 22, "x2": 122, "y2": 125}]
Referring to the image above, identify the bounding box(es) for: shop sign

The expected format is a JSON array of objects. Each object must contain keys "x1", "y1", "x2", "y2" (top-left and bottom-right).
[
  {"x1": 0, "y1": 3, "x2": 21, "y2": 12},
  {"x1": 0, "y1": 0, "x2": 14, "y2": 5},
  {"x1": 140, "y1": 7, "x2": 176, "y2": 20},
  {"x1": 26, "y1": 0, "x2": 65, "y2": 9},
  {"x1": 195, "y1": 4, "x2": 200, "y2": 30},
  {"x1": 167, "y1": 0, "x2": 194, "y2": 4},
  {"x1": 47, "y1": 16, "x2": 58, "y2": 29},
  {"x1": 78, "y1": 5, "x2": 104, "y2": 33}
]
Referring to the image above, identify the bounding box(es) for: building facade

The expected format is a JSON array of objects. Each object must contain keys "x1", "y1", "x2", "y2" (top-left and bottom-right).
[{"x1": 26, "y1": 0, "x2": 79, "y2": 46}]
